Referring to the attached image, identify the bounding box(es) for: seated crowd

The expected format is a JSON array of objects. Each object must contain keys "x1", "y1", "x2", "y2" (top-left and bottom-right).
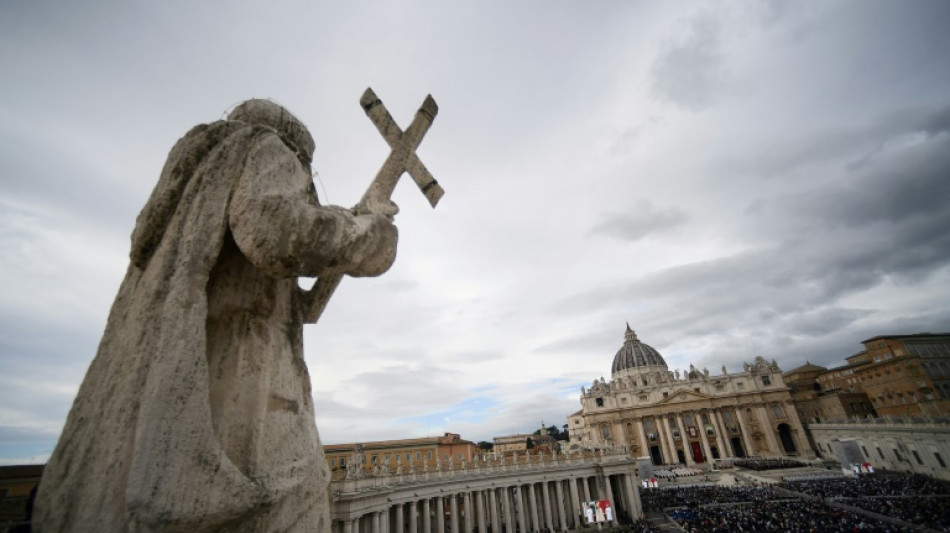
[
  {"x1": 651, "y1": 465, "x2": 703, "y2": 478},
  {"x1": 641, "y1": 472, "x2": 950, "y2": 532},
  {"x1": 732, "y1": 457, "x2": 805, "y2": 471}
]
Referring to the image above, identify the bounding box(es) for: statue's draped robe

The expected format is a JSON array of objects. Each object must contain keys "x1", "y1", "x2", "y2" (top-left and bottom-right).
[{"x1": 35, "y1": 119, "x2": 394, "y2": 532}]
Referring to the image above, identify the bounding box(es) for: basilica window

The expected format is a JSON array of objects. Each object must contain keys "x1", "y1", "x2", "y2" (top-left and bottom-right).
[
  {"x1": 761, "y1": 375, "x2": 771, "y2": 386},
  {"x1": 772, "y1": 405, "x2": 786, "y2": 419},
  {"x1": 595, "y1": 397, "x2": 604, "y2": 407}
]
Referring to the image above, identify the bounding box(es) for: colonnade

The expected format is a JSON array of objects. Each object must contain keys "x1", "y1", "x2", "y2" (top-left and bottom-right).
[{"x1": 331, "y1": 453, "x2": 642, "y2": 533}]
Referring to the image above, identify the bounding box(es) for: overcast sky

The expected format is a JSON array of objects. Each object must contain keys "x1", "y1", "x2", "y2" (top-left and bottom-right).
[{"x1": 2, "y1": 0, "x2": 949, "y2": 464}]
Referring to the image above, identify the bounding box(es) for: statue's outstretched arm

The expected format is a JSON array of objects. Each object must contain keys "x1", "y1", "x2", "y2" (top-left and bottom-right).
[{"x1": 229, "y1": 132, "x2": 397, "y2": 279}]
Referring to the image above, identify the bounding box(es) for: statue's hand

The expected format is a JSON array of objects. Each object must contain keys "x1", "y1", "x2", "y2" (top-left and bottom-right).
[{"x1": 352, "y1": 211, "x2": 398, "y2": 277}]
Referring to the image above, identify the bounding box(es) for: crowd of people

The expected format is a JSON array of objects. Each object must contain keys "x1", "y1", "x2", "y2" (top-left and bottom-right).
[
  {"x1": 667, "y1": 500, "x2": 907, "y2": 532},
  {"x1": 777, "y1": 472, "x2": 950, "y2": 499},
  {"x1": 731, "y1": 458, "x2": 806, "y2": 471},
  {"x1": 651, "y1": 466, "x2": 703, "y2": 479},
  {"x1": 641, "y1": 485, "x2": 789, "y2": 511},
  {"x1": 777, "y1": 473, "x2": 950, "y2": 531},
  {"x1": 639, "y1": 472, "x2": 950, "y2": 532}
]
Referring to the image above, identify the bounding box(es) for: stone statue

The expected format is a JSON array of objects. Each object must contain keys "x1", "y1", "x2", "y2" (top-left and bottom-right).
[
  {"x1": 348, "y1": 445, "x2": 367, "y2": 480},
  {"x1": 34, "y1": 93, "x2": 439, "y2": 532}
]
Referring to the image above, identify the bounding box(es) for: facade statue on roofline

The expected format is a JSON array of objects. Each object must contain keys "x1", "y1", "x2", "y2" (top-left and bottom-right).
[{"x1": 35, "y1": 92, "x2": 443, "y2": 532}]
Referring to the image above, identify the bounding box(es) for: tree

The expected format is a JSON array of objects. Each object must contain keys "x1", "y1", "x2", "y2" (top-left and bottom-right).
[
  {"x1": 533, "y1": 424, "x2": 569, "y2": 441},
  {"x1": 477, "y1": 441, "x2": 494, "y2": 452}
]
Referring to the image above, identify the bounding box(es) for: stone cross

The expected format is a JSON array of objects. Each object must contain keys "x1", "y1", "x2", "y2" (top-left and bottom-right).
[{"x1": 304, "y1": 88, "x2": 444, "y2": 323}]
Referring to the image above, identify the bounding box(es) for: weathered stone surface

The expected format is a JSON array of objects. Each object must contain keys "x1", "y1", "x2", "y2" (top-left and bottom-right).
[{"x1": 34, "y1": 99, "x2": 397, "y2": 532}]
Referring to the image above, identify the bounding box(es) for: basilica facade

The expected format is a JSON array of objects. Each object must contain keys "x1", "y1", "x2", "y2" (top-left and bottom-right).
[{"x1": 568, "y1": 325, "x2": 814, "y2": 466}]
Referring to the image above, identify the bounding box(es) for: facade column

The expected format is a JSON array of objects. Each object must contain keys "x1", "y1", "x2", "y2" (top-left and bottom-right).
[
  {"x1": 568, "y1": 477, "x2": 581, "y2": 529},
  {"x1": 422, "y1": 498, "x2": 431, "y2": 533},
  {"x1": 623, "y1": 473, "x2": 642, "y2": 520},
  {"x1": 711, "y1": 409, "x2": 729, "y2": 458},
  {"x1": 734, "y1": 406, "x2": 755, "y2": 456},
  {"x1": 436, "y1": 497, "x2": 445, "y2": 533},
  {"x1": 555, "y1": 480, "x2": 568, "y2": 532},
  {"x1": 697, "y1": 411, "x2": 715, "y2": 464},
  {"x1": 757, "y1": 405, "x2": 782, "y2": 455},
  {"x1": 787, "y1": 401, "x2": 811, "y2": 455},
  {"x1": 395, "y1": 504, "x2": 405, "y2": 533},
  {"x1": 661, "y1": 417, "x2": 678, "y2": 464},
  {"x1": 604, "y1": 475, "x2": 617, "y2": 524},
  {"x1": 659, "y1": 416, "x2": 675, "y2": 464},
  {"x1": 675, "y1": 413, "x2": 695, "y2": 465},
  {"x1": 450, "y1": 494, "x2": 459, "y2": 533},
  {"x1": 636, "y1": 418, "x2": 650, "y2": 459}
]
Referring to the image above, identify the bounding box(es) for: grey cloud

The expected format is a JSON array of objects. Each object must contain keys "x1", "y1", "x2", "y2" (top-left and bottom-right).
[
  {"x1": 589, "y1": 200, "x2": 689, "y2": 241},
  {"x1": 651, "y1": 11, "x2": 725, "y2": 111}
]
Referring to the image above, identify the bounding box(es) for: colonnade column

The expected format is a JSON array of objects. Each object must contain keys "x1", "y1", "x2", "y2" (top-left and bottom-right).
[
  {"x1": 568, "y1": 477, "x2": 581, "y2": 529},
  {"x1": 409, "y1": 501, "x2": 418, "y2": 533},
  {"x1": 527, "y1": 482, "x2": 540, "y2": 532},
  {"x1": 555, "y1": 480, "x2": 568, "y2": 532},
  {"x1": 462, "y1": 492, "x2": 472, "y2": 533},
  {"x1": 395, "y1": 504, "x2": 405, "y2": 533},
  {"x1": 516, "y1": 486, "x2": 528, "y2": 533},
  {"x1": 540, "y1": 481, "x2": 553, "y2": 530},
  {"x1": 422, "y1": 498, "x2": 431, "y2": 533},
  {"x1": 489, "y1": 489, "x2": 501, "y2": 533},
  {"x1": 501, "y1": 486, "x2": 515, "y2": 533},
  {"x1": 475, "y1": 490, "x2": 488, "y2": 533},
  {"x1": 436, "y1": 497, "x2": 445, "y2": 533},
  {"x1": 449, "y1": 494, "x2": 459, "y2": 533},
  {"x1": 675, "y1": 413, "x2": 695, "y2": 465},
  {"x1": 373, "y1": 511, "x2": 382, "y2": 533},
  {"x1": 342, "y1": 519, "x2": 355, "y2": 533}
]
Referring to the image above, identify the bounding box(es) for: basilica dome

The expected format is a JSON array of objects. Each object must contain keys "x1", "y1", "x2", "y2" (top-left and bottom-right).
[{"x1": 611, "y1": 324, "x2": 668, "y2": 376}]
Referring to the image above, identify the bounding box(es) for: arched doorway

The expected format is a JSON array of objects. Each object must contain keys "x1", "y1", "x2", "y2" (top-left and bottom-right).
[
  {"x1": 650, "y1": 445, "x2": 663, "y2": 466},
  {"x1": 730, "y1": 437, "x2": 746, "y2": 458},
  {"x1": 778, "y1": 423, "x2": 797, "y2": 454}
]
